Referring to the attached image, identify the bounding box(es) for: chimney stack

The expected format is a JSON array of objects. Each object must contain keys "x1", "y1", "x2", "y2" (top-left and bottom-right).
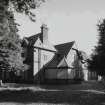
[{"x1": 41, "y1": 24, "x2": 48, "y2": 45}]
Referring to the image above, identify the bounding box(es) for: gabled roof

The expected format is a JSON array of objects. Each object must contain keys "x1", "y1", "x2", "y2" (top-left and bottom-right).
[
  {"x1": 23, "y1": 33, "x2": 57, "y2": 52},
  {"x1": 55, "y1": 41, "x2": 75, "y2": 57},
  {"x1": 45, "y1": 41, "x2": 75, "y2": 68},
  {"x1": 57, "y1": 57, "x2": 68, "y2": 67},
  {"x1": 27, "y1": 33, "x2": 43, "y2": 46}
]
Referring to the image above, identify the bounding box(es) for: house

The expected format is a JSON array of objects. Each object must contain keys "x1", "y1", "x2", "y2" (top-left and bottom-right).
[
  {"x1": 1, "y1": 24, "x2": 101, "y2": 83},
  {"x1": 21, "y1": 24, "x2": 86, "y2": 84},
  {"x1": 43, "y1": 41, "x2": 85, "y2": 84}
]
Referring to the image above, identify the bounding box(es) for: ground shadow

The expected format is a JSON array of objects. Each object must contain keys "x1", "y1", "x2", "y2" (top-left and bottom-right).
[
  {"x1": 40, "y1": 81, "x2": 105, "y2": 91},
  {"x1": 0, "y1": 88, "x2": 105, "y2": 105}
]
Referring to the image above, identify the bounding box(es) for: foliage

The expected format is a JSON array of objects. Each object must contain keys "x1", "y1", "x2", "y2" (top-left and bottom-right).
[
  {"x1": 88, "y1": 19, "x2": 105, "y2": 76},
  {"x1": 0, "y1": 0, "x2": 45, "y2": 21},
  {"x1": 0, "y1": 0, "x2": 45, "y2": 40},
  {"x1": 0, "y1": 11, "x2": 29, "y2": 72},
  {"x1": 0, "y1": 0, "x2": 45, "y2": 80}
]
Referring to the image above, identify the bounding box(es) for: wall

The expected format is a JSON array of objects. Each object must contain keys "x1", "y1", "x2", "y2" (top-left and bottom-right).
[
  {"x1": 33, "y1": 38, "x2": 55, "y2": 79},
  {"x1": 66, "y1": 43, "x2": 78, "y2": 79},
  {"x1": 57, "y1": 69, "x2": 68, "y2": 79},
  {"x1": 45, "y1": 68, "x2": 58, "y2": 79}
]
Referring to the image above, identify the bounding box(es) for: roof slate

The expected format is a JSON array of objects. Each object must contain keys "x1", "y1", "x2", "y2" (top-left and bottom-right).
[
  {"x1": 55, "y1": 41, "x2": 75, "y2": 58},
  {"x1": 27, "y1": 33, "x2": 43, "y2": 46},
  {"x1": 45, "y1": 41, "x2": 75, "y2": 68},
  {"x1": 24, "y1": 32, "x2": 75, "y2": 69}
]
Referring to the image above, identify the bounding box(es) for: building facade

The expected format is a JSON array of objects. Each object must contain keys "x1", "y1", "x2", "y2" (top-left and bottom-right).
[
  {"x1": 22, "y1": 24, "x2": 100, "y2": 84},
  {"x1": 21, "y1": 24, "x2": 87, "y2": 83}
]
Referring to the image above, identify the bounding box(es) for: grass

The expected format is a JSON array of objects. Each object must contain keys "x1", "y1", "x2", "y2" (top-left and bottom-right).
[{"x1": 0, "y1": 81, "x2": 105, "y2": 105}]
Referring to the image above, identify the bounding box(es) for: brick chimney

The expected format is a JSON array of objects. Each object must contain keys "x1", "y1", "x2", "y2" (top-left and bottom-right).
[{"x1": 41, "y1": 24, "x2": 48, "y2": 45}]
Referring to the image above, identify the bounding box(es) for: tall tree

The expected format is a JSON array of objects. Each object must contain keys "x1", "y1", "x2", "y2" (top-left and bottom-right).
[
  {"x1": 0, "y1": 0, "x2": 45, "y2": 37},
  {"x1": 0, "y1": 11, "x2": 28, "y2": 76},
  {"x1": 88, "y1": 19, "x2": 105, "y2": 76},
  {"x1": 0, "y1": 0, "x2": 45, "y2": 80}
]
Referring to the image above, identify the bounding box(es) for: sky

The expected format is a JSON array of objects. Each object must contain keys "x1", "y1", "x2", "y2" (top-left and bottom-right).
[{"x1": 15, "y1": 0, "x2": 105, "y2": 55}]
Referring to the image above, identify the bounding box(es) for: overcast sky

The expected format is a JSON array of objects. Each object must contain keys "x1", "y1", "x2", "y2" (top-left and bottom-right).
[{"x1": 15, "y1": 0, "x2": 105, "y2": 55}]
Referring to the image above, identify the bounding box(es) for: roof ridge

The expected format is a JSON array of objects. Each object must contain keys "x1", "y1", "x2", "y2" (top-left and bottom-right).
[
  {"x1": 55, "y1": 41, "x2": 75, "y2": 47},
  {"x1": 25, "y1": 33, "x2": 42, "y2": 46},
  {"x1": 27, "y1": 33, "x2": 41, "y2": 39}
]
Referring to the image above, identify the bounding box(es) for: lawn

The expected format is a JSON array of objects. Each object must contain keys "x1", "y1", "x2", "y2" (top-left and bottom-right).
[{"x1": 0, "y1": 81, "x2": 105, "y2": 105}]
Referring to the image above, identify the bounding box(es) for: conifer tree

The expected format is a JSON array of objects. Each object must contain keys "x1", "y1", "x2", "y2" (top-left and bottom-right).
[{"x1": 88, "y1": 19, "x2": 105, "y2": 76}]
